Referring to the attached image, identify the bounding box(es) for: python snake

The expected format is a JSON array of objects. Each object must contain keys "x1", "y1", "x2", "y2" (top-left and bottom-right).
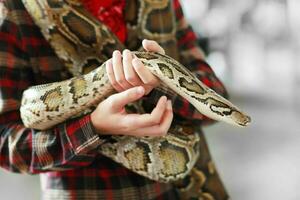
[{"x1": 20, "y1": 0, "x2": 250, "y2": 183}]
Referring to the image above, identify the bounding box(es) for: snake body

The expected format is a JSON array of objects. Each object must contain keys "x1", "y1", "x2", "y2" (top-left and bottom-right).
[
  {"x1": 21, "y1": 51, "x2": 250, "y2": 130},
  {"x1": 20, "y1": 0, "x2": 251, "y2": 183}
]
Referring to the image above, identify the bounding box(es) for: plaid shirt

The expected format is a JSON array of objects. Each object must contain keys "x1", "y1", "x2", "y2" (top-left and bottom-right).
[{"x1": 0, "y1": 0, "x2": 228, "y2": 199}]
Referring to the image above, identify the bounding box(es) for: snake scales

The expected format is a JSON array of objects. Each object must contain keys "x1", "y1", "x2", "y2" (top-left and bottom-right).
[{"x1": 20, "y1": 0, "x2": 251, "y2": 184}]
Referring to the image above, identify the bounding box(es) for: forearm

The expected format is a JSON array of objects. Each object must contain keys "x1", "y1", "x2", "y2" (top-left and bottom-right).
[
  {"x1": 0, "y1": 111, "x2": 104, "y2": 174},
  {"x1": 0, "y1": 7, "x2": 107, "y2": 174}
]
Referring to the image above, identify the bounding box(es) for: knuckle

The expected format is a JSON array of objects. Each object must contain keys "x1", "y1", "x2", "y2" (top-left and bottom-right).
[
  {"x1": 116, "y1": 77, "x2": 125, "y2": 85},
  {"x1": 120, "y1": 121, "x2": 130, "y2": 131},
  {"x1": 144, "y1": 79, "x2": 152, "y2": 85},
  {"x1": 148, "y1": 78, "x2": 158, "y2": 85},
  {"x1": 111, "y1": 81, "x2": 119, "y2": 88},
  {"x1": 107, "y1": 72, "x2": 113, "y2": 78},
  {"x1": 144, "y1": 80, "x2": 154, "y2": 85},
  {"x1": 106, "y1": 68, "x2": 113, "y2": 76},
  {"x1": 123, "y1": 119, "x2": 140, "y2": 132},
  {"x1": 126, "y1": 75, "x2": 136, "y2": 83},
  {"x1": 133, "y1": 60, "x2": 143, "y2": 70},
  {"x1": 150, "y1": 116, "x2": 160, "y2": 125}
]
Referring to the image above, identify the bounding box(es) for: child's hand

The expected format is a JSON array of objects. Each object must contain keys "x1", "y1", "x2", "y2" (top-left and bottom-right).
[
  {"x1": 106, "y1": 39, "x2": 165, "y2": 95},
  {"x1": 91, "y1": 86, "x2": 173, "y2": 137}
]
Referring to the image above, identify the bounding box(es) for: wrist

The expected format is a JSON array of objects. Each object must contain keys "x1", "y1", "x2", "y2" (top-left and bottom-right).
[
  {"x1": 90, "y1": 111, "x2": 102, "y2": 135},
  {"x1": 90, "y1": 111, "x2": 110, "y2": 135}
]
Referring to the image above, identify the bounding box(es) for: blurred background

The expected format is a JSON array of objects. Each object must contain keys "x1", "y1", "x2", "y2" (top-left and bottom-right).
[{"x1": 0, "y1": 0, "x2": 299, "y2": 199}]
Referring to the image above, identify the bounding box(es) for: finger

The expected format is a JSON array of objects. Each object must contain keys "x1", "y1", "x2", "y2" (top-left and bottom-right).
[
  {"x1": 109, "y1": 86, "x2": 145, "y2": 111},
  {"x1": 142, "y1": 39, "x2": 165, "y2": 54},
  {"x1": 112, "y1": 50, "x2": 132, "y2": 90},
  {"x1": 106, "y1": 59, "x2": 123, "y2": 92},
  {"x1": 123, "y1": 49, "x2": 143, "y2": 86},
  {"x1": 149, "y1": 96, "x2": 168, "y2": 123},
  {"x1": 132, "y1": 57, "x2": 159, "y2": 86},
  {"x1": 157, "y1": 100, "x2": 173, "y2": 135},
  {"x1": 132, "y1": 100, "x2": 173, "y2": 137},
  {"x1": 123, "y1": 96, "x2": 167, "y2": 128}
]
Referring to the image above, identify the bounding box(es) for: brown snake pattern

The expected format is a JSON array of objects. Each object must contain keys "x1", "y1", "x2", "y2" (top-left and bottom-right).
[{"x1": 20, "y1": 0, "x2": 249, "y2": 198}]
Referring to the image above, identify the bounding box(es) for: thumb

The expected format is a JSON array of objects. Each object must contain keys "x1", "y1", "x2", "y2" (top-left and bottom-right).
[
  {"x1": 110, "y1": 86, "x2": 145, "y2": 111},
  {"x1": 142, "y1": 39, "x2": 165, "y2": 54}
]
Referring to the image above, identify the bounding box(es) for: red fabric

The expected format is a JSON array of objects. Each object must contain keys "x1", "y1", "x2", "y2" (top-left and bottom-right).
[{"x1": 81, "y1": 0, "x2": 127, "y2": 43}]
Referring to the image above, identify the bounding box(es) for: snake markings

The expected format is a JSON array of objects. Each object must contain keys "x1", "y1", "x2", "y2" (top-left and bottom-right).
[
  {"x1": 68, "y1": 77, "x2": 89, "y2": 104},
  {"x1": 83, "y1": 58, "x2": 103, "y2": 74},
  {"x1": 62, "y1": 11, "x2": 97, "y2": 46},
  {"x1": 124, "y1": 141, "x2": 151, "y2": 171},
  {"x1": 159, "y1": 141, "x2": 189, "y2": 176},
  {"x1": 157, "y1": 63, "x2": 174, "y2": 79},
  {"x1": 145, "y1": 2, "x2": 174, "y2": 34},
  {"x1": 178, "y1": 78, "x2": 205, "y2": 95},
  {"x1": 40, "y1": 86, "x2": 64, "y2": 112},
  {"x1": 21, "y1": 0, "x2": 251, "y2": 185}
]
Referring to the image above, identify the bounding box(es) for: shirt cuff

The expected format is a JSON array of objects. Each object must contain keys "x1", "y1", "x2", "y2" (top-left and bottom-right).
[{"x1": 64, "y1": 114, "x2": 106, "y2": 155}]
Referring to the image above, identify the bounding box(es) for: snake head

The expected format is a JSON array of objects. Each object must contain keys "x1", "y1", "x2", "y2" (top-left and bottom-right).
[{"x1": 230, "y1": 110, "x2": 251, "y2": 127}]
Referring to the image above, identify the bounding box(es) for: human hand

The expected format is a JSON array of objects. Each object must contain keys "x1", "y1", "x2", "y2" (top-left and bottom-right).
[
  {"x1": 106, "y1": 39, "x2": 165, "y2": 95},
  {"x1": 91, "y1": 86, "x2": 173, "y2": 137}
]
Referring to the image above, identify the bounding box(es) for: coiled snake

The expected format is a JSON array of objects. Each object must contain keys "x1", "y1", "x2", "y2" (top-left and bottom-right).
[{"x1": 20, "y1": 0, "x2": 251, "y2": 184}]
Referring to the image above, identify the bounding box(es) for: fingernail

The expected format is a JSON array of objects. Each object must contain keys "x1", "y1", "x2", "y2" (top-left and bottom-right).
[
  {"x1": 124, "y1": 50, "x2": 133, "y2": 60},
  {"x1": 142, "y1": 39, "x2": 148, "y2": 47},
  {"x1": 161, "y1": 96, "x2": 167, "y2": 102},
  {"x1": 123, "y1": 49, "x2": 129, "y2": 56},
  {"x1": 113, "y1": 50, "x2": 120, "y2": 56},
  {"x1": 137, "y1": 86, "x2": 145, "y2": 95}
]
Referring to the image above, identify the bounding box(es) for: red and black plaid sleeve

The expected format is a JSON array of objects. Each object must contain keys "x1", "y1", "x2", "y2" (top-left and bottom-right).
[
  {"x1": 0, "y1": 0, "x2": 104, "y2": 174},
  {"x1": 172, "y1": 0, "x2": 228, "y2": 124}
]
